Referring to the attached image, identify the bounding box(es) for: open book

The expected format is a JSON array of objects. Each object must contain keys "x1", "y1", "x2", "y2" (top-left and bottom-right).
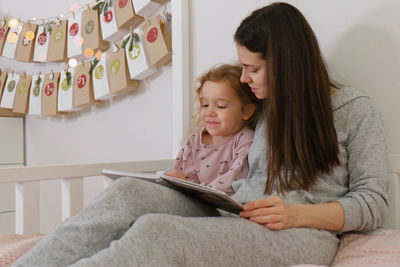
[{"x1": 102, "y1": 169, "x2": 243, "y2": 214}]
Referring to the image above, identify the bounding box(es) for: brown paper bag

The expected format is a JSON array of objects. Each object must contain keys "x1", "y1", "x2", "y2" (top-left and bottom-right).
[
  {"x1": 0, "y1": 71, "x2": 7, "y2": 101},
  {"x1": 142, "y1": 16, "x2": 171, "y2": 66},
  {"x1": 47, "y1": 20, "x2": 68, "y2": 62},
  {"x1": 13, "y1": 73, "x2": 32, "y2": 114},
  {"x1": 115, "y1": 0, "x2": 144, "y2": 30},
  {"x1": 0, "y1": 22, "x2": 10, "y2": 55},
  {"x1": 82, "y1": 8, "x2": 109, "y2": 53},
  {"x1": 73, "y1": 61, "x2": 95, "y2": 108},
  {"x1": 107, "y1": 42, "x2": 138, "y2": 94},
  {"x1": 15, "y1": 23, "x2": 38, "y2": 62},
  {"x1": 42, "y1": 72, "x2": 60, "y2": 116}
]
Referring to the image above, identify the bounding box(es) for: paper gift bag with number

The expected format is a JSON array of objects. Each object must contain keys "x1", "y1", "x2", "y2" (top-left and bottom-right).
[
  {"x1": 115, "y1": 0, "x2": 144, "y2": 31},
  {"x1": 92, "y1": 52, "x2": 112, "y2": 100},
  {"x1": 42, "y1": 72, "x2": 60, "y2": 116},
  {"x1": 13, "y1": 73, "x2": 32, "y2": 114},
  {"x1": 0, "y1": 73, "x2": 20, "y2": 109},
  {"x1": 28, "y1": 74, "x2": 44, "y2": 115},
  {"x1": 58, "y1": 68, "x2": 77, "y2": 112},
  {"x1": 73, "y1": 61, "x2": 95, "y2": 108},
  {"x1": 82, "y1": 8, "x2": 109, "y2": 53},
  {"x1": 67, "y1": 13, "x2": 83, "y2": 58},
  {"x1": 124, "y1": 29, "x2": 157, "y2": 80},
  {"x1": 107, "y1": 42, "x2": 138, "y2": 94},
  {"x1": 2, "y1": 24, "x2": 22, "y2": 58},
  {"x1": 32, "y1": 25, "x2": 51, "y2": 62},
  {"x1": 0, "y1": 18, "x2": 10, "y2": 55},
  {"x1": 142, "y1": 16, "x2": 171, "y2": 66},
  {"x1": 98, "y1": 1, "x2": 125, "y2": 42},
  {"x1": 47, "y1": 20, "x2": 68, "y2": 62},
  {"x1": 15, "y1": 23, "x2": 37, "y2": 62},
  {"x1": 132, "y1": 0, "x2": 161, "y2": 17}
]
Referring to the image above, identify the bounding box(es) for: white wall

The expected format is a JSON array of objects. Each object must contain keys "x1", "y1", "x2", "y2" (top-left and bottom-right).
[
  {"x1": 0, "y1": 0, "x2": 173, "y2": 165},
  {"x1": 190, "y1": 0, "x2": 400, "y2": 154}
]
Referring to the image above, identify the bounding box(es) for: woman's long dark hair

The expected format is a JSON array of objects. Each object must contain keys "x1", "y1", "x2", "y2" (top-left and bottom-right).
[{"x1": 234, "y1": 2, "x2": 340, "y2": 194}]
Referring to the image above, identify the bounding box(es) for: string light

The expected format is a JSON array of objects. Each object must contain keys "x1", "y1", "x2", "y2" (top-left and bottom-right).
[
  {"x1": 7, "y1": 32, "x2": 18, "y2": 44},
  {"x1": 68, "y1": 58, "x2": 78, "y2": 68},
  {"x1": 8, "y1": 18, "x2": 19, "y2": 28},
  {"x1": 70, "y1": 3, "x2": 80, "y2": 12}
]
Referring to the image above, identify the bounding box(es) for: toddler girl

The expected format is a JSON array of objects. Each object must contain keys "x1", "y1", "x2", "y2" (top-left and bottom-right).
[{"x1": 167, "y1": 64, "x2": 261, "y2": 195}]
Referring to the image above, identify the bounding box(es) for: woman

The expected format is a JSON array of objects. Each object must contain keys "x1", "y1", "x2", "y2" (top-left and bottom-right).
[{"x1": 14, "y1": 2, "x2": 388, "y2": 267}]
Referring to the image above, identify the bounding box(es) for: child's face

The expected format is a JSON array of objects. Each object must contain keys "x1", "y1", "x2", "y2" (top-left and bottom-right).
[{"x1": 200, "y1": 81, "x2": 249, "y2": 138}]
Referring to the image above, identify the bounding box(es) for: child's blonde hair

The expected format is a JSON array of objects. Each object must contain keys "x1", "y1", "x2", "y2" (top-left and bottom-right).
[{"x1": 193, "y1": 64, "x2": 262, "y2": 132}]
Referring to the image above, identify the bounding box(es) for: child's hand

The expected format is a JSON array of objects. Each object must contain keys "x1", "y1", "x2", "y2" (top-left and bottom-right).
[{"x1": 165, "y1": 170, "x2": 186, "y2": 180}]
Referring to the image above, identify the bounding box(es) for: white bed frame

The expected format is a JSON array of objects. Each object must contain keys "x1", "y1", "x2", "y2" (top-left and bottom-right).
[{"x1": 0, "y1": 155, "x2": 399, "y2": 235}]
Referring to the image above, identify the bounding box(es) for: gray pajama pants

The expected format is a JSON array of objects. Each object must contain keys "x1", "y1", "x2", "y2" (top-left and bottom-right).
[{"x1": 13, "y1": 178, "x2": 339, "y2": 267}]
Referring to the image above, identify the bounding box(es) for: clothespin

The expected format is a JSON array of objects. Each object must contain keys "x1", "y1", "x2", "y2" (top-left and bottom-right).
[
  {"x1": 111, "y1": 41, "x2": 119, "y2": 52},
  {"x1": 49, "y1": 69, "x2": 54, "y2": 80},
  {"x1": 0, "y1": 17, "x2": 5, "y2": 27},
  {"x1": 144, "y1": 17, "x2": 151, "y2": 25},
  {"x1": 73, "y1": 12, "x2": 76, "y2": 20},
  {"x1": 23, "y1": 72, "x2": 26, "y2": 80}
]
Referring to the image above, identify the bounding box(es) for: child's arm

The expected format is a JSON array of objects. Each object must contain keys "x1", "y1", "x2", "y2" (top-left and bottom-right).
[
  {"x1": 205, "y1": 130, "x2": 253, "y2": 195},
  {"x1": 168, "y1": 136, "x2": 200, "y2": 183}
]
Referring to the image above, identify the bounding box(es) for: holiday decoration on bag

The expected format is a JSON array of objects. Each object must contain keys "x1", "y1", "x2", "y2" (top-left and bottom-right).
[
  {"x1": 2, "y1": 23, "x2": 23, "y2": 59},
  {"x1": 13, "y1": 73, "x2": 32, "y2": 114},
  {"x1": 73, "y1": 61, "x2": 95, "y2": 108},
  {"x1": 47, "y1": 19, "x2": 68, "y2": 62},
  {"x1": 15, "y1": 23, "x2": 37, "y2": 62},
  {"x1": 67, "y1": 12, "x2": 83, "y2": 58},
  {"x1": 0, "y1": 73, "x2": 20, "y2": 109},
  {"x1": 97, "y1": 0, "x2": 125, "y2": 41},
  {"x1": 32, "y1": 24, "x2": 51, "y2": 62},
  {"x1": 107, "y1": 41, "x2": 138, "y2": 94},
  {"x1": 42, "y1": 71, "x2": 60, "y2": 116},
  {"x1": 82, "y1": 7, "x2": 109, "y2": 55},
  {"x1": 142, "y1": 15, "x2": 171, "y2": 66},
  {"x1": 123, "y1": 28, "x2": 157, "y2": 80},
  {"x1": 132, "y1": 0, "x2": 162, "y2": 18},
  {"x1": 0, "y1": 18, "x2": 10, "y2": 55},
  {"x1": 114, "y1": 0, "x2": 144, "y2": 31},
  {"x1": 28, "y1": 73, "x2": 45, "y2": 115},
  {"x1": 58, "y1": 68, "x2": 77, "y2": 112},
  {"x1": 91, "y1": 51, "x2": 112, "y2": 100}
]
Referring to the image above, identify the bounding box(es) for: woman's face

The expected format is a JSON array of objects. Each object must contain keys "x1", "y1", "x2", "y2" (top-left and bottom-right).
[{"x1": 236, "y1": 44, "x2": 268, "y2": 99}]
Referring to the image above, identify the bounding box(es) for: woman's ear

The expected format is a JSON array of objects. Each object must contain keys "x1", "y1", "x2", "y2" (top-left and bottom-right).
[{"x1": 242, "y1": 103, "x2": 256, "y2": 121}]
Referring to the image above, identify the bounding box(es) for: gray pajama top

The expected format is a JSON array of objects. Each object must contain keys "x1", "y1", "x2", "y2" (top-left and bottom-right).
[{"x1": 232, "y1": 86, "x2": 389, "y2": 232}]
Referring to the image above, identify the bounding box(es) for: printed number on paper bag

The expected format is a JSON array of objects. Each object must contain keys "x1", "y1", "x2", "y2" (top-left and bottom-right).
[
  {"x1": 8, "y1": 32, "x2": 18, "y2": 44},
  {"x1": 85, "y1": 20, "x2": 94, "y2": 34},
  {"x1": 69, "y1": 23, "x2": 79, "y2": 36},
  {"x1": 33, "y1": 85, "x2": 40, "y2": 96},
  {"x1": 105, "y1": 11, "x2": 113, "y2": 23},
  {"x1": 119, "y1": 0, "x2": 128, "y2": 8},
  {"x1": 0, "y1": 27, "x2": 5, "y2": 38},
  {"x1": 94, "y1": 65, "x2": 104, "y2": 80},
  {"x1": 44, "y1": 83, "x2": 54, "y2": 96},
  {"x1": 7, "y1": 80, "x2": 16, "y2": 92},
  {"x1": 17, "y1": 82, "x2": 28, "y2": 96},
  {"x1": 77, "y1": 75, "x2": 87, "y2": 88},
  {"x1": 110, "y1": 59, "x2": 120, "y2": 74},
  {"x1": 147, "y1": 28, "x2": 158, "y2": 43},
  {"x1": 61, "y1": 78, "x2": 71, "y2": 91},
  {"x1": 54, "y1": 29, "x2": 64, "y2": 42},
  {"x1": 128, "y1": 44, "x2": 140, "y2": 60},
  {"x1": 37, "y1": 32, "x2": 47, "y2": 45}
]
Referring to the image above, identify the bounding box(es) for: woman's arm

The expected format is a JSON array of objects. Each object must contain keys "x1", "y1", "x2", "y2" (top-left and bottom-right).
[{"x1": 239, "y1": 196, "x2": 344, "y2": 231}]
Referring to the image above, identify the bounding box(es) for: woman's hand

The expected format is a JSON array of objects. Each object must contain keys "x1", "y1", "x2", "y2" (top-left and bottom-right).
[
  {"x1": 165, "y1": 169, "x2": 186, "y2": 180},
  {"x1": 239, "y1": 196, "x2": 297, "y2": 230}
]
